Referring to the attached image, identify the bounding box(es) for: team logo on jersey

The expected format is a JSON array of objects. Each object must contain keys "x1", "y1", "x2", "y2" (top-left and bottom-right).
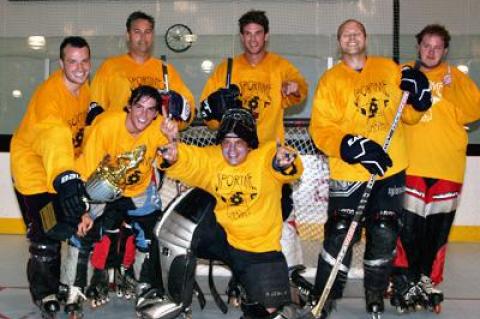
[{"x1": 216, "y1": 172, "x2": 258, "y2": 220}]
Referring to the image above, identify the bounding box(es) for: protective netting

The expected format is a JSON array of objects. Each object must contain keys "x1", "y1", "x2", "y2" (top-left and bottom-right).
[{"x1": 159, "y1": 120, "x2": 365, "y2": 278}]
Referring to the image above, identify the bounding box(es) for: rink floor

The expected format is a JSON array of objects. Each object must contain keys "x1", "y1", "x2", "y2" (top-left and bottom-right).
[{"x1": 1, "y1": 234, "x2": 479, "y2": 319}]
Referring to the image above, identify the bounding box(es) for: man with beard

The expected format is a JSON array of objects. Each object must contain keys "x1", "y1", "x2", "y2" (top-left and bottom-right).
[{"x1": 391, "y1": 24, "x2": 480, "y2": 314}]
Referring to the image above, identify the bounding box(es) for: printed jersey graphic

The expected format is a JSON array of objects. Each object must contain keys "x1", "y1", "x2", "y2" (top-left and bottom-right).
[
  {"x1": 238, "y1": 80, "x2": 272, "y2": 119},
  {"x1": 354, "y1": 80, "x2": 390, "y2": 133},
  {"x1": 215, "y1": 172, "x2": 258, "y2": 220}
]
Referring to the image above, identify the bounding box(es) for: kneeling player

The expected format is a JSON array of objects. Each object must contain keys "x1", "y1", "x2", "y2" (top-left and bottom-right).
[{"x1": 141, "y1": 108, "x2": 308, "y2": 319}]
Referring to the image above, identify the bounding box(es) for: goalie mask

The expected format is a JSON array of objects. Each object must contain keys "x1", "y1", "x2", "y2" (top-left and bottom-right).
[{"x1": 215, "y1": 108, "x2": 259, "y2": 149}]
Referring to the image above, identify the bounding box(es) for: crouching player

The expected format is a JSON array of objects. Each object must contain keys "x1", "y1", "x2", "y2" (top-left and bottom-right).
[
  {"x1": 138, "y1": 108, "x2": 313, "y2": 319},
  {"x1": 59, "y1": 85, "x2": 181, "y2": 315}
]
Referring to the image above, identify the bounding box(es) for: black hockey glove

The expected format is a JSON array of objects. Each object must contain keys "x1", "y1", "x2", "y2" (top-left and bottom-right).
[
  {"x1": 86, "y1": 102, "x2": 104, "y2": 126},
  {"x1": 340, "y1": 134, "x2": 392, "y2": 176},
  {"x1": 160, "y1": 90, "x2": 191, "y2": 122},
  {"x1": 199, "y1": 84, "x2": 241, "y2": 121},
  {"x1": 400, "y1": 67, "x2": 432, "y2": 111},
  {"x1": 53, "y1": 170, "x2": 89, "y2": 220}
]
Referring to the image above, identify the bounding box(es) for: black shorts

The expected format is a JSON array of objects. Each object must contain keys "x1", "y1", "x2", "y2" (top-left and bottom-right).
[
  {"x1": 328, "y1": 170, "x2": 405, "y2": 219},
  {"x1": 194, "y1": 209, "x2": 291, "y2": 308},
  {"x1": 15, "y1": 189, "x2": 64, "y2": 242}
]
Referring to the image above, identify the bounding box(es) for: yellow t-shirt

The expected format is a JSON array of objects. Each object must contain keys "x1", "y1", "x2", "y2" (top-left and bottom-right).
[
  {"x1": 165, "y1": 142, "x2": 304, "y2": 253},
  {"x1": 11, "y1": 69, "x2": 90, "y2": 194},
  {"x1": 309, "y1": 56, "x2": 424, "y2": 181},
  {"x1": 404, "y1": 62, "x2": 480, "y2": 183},
  {"x1": 201, "y1": 52, "x2": 308, "y2": 143},
  {"x1": 75, "y1": 111, "x2": 168, "y2": 197}
]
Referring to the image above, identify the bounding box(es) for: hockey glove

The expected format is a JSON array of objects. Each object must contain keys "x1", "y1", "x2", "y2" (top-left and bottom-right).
[
  {"x1": 340, "y1": 134, "x2": 393, "y2": 176},
  {"x1": 53, "y1": 170, "x2": 89, "y2": 220},
  {"x1": 160, "y1": 90, "x2": 191, "y2": 122},
  {"x1": 199, "y1": 84, "x2": 241, "y2": 121},
  {"x1": 400, "y1": 67, "x2": 432, "y2": 111},
  {"x1": 86, "y1": 102, "x2": 104, "y2": 125}
]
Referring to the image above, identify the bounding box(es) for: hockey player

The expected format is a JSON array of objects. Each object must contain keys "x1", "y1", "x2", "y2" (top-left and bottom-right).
[
  {"x1": 60, "y1": 85, "x2": 171, "y2": 314},
  {"x1": 85, "y1": 10, "x2": 195, "y2": 308},
  {"x1": 88, "y1": 10, "x2": 194, "y2": 128},
  {"x1": 391, "y1": 24, "x2": 480, "y2": 313},
  {"x1": 199, "y1": 10, "x2": 309, "y2": 298},
  {"x1": 307, "y1": 19, "x2": 432, "y2": 318},
  {"x1": 10, "y1": 36, "x2": 91, "y2": 318},
  {"x1": 140, "y1": 108, "x2": 307, "y2": 319}
]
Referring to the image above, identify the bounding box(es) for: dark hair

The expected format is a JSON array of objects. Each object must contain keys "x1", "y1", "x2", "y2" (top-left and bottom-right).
[
  {"x1": 337, "y1": 19, "x2": 367, "y2": 40},
  {"x1": 125, "y1": 85, "x2": 162, "y2": 113},
  {"x1": 416, "y1": 24, "x2": 451, "y2": 49},
  {"x1": 59, "y1": 36, "x2": 90, "y2": 60},
  {"x1": 239, "y1": 10, "x2": 269, "y2": 34},
  {"x1": 126, "y1": 11, "x2": 155, "y2": 32}
]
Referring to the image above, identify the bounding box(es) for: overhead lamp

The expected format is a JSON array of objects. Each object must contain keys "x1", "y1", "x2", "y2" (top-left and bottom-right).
[{"x1": 28, "y1": 36, "x2": 46, "y2": 50}]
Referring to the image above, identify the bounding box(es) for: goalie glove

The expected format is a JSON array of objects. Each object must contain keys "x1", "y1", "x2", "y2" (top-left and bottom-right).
[
  {"x1": 53, "y1": 170, "x2": 89, "y2": 220},
  {"x1": 199, "y1": 84, "x2": 241, "y2": 121},
  {"x1": 159, "y1": 90, "x2": 191, "y2": 122},
  {"x1": 400, "y1": 66, "x2": 432, "y2": 111},
  {"x1": 86, "y1": 102, "x2": 104, "y2": 125},
  {"x1": 340, "y1": 135, "x2": 392, "y2": 176}
]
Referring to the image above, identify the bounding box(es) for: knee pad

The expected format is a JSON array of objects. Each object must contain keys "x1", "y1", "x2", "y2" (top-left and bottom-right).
[
  {"x1": 154, "y1": 188, "x2": 215, "y2": 306},
  {"x1": 364, "y1": 211, "x2": 399, "y2": 291},
  {"x1": 29, "y1": 241, "x2": 61, "y2": 262},
  {"x1": 366, "y1": 210, "x2": 399, "y2": 258}
]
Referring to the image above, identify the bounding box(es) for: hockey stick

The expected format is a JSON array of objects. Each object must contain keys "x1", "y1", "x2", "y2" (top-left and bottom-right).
[
  {"x1": 311, "y1": 74, "x2": 415, "y2": 318},
  {"x1": 226, "y1": 57, "x2": 233, "y2": 89},
  {"x1": 161, "y1": 55, "x2": 169, "y2": 92}
]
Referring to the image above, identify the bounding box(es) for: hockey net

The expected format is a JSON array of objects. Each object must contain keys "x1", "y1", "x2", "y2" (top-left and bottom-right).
[{"x1": 159, "y1": 119, "x2": 365, "y2": 278}]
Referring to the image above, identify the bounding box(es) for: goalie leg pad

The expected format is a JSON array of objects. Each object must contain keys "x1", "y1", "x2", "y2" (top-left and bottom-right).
[{"x1": 154, "y1": 188, "x2": 216, "y2": 305}]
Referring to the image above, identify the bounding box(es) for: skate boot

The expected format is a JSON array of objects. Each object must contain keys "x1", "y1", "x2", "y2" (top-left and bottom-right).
[
  {"x1": 37, "y1": 294, "x2": 60, "y2": 319},
  {"x1": 417, "y1": 274, "x2": 443, "y2": 313},
  {"x1": 226, "y1": 277, "x2": 242, "y2": 307},
  {"x1": 86, "y1": 268, "x2": 110, "y2": 308},
  {"x1": 365, "y1": 289, "x2": 384, "y2": 319},
  {"x1": 290, "y1": 265, "x2": 315, "y2": 307},
  {"x1": 64, "y1": 286, "x2": 86, "y2": 319},
  {"x1": 57, "y1": 283, "x2": 69, "y2": 304},
  {"x1": 135, "y1": 283, "x2": 166, "y2": 313},
  {"x1": 115, "y1": 265, "x2": 137, "y2": 300},
  {"x1": 390, "y1": 275, "x2": 422, "y2": 313}
]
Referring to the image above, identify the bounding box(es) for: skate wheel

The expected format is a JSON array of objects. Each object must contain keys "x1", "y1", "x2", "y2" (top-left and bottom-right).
[
  {"x1": 396, "y1": 306, "x2": 405, "y2": 314},
  {"x1": 415, "y1": 303, "x2": 424, "y2": 311},
  {"x1": 433, "y1": 304, "x2": 441, "y2": 314}
]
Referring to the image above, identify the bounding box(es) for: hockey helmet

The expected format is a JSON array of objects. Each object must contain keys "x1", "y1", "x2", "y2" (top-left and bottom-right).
[{"x1": 215, "y1": 108, "x2": 259, "y2": 149}]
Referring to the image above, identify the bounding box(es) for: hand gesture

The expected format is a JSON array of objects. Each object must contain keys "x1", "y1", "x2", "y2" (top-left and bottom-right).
[
  {"x1": 160, "y1": 104, "x2": 179, "y2": 143},
  {"x1": 274, "y1": 139, "x2": 297, "y2": 169},
  {"x1": 281, "y1": 81, "x2": 300, "y2": 97}
]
